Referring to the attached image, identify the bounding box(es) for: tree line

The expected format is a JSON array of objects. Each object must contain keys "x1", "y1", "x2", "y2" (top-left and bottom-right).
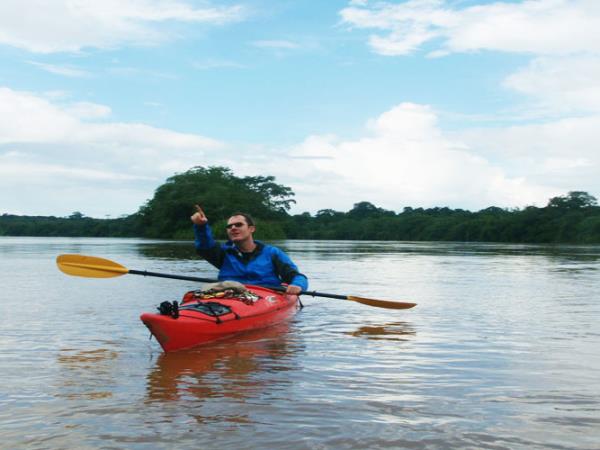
[{"x1": 2, "y1": 166, "x2": 600, "y2": 243}]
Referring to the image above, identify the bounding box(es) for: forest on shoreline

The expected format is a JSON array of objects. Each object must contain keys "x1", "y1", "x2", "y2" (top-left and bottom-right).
[{"x1": 2, "y1": 166, "x2": 600, "y2": 244}]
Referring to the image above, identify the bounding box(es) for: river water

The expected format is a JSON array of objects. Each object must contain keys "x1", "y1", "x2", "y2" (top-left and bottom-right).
[{"x1": 1, "y1": 237, "x2": 599, "y2": 449}]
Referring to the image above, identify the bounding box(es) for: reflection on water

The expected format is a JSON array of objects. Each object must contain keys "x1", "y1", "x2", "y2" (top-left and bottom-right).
[
  {"x1": 58, "y1": 348, "x2": 119, "y2": 367},
  {"x1": 347, "y1": 322, "x2": 416, "y2": 341},
  {"x1": 146, "y1": 322, "x2": 296, "y2": 402},
  {"x1": 56, "y1": 347, "x2": 120, "y2": 400},
  {"x1": 1, "y1": 237, "x2": 600, "y2": 449},
  {"x1": 145, "y1": 322, "x2": 301, "y2": 426},
  {"x1": 279, "y1": 240, "x2": 600, "y2": 265},
  {"x1": 92, "y1": 237, "x2": 600, "y2": 264},
  {"x1": 137, "y1": 242, "x2": 197, "y2": 261}
]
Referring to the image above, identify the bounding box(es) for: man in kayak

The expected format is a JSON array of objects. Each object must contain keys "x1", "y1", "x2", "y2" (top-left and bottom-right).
[{"x1": 191, "y1": 205, "x2": 308, "y2": 295}]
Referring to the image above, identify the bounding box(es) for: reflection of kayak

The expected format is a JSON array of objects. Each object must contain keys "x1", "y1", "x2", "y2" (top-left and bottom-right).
[
  {"x1": 140, "y1": 285, "x2": 299, "y2": 352},
  {"x1": 145, "y1": 321, "x2": 295, "y2": 403}
]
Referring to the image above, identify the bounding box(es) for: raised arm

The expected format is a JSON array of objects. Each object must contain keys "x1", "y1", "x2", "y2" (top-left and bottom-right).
[
  {"x1": 191, "y1": 204, "x2": 208, "y2": 226},
  {"x1": 191, "y1": 205, "x2": 225, "y2": 268}
]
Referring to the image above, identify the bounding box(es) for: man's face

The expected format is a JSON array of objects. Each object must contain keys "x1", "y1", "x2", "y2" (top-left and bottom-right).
[{"x1": 226, "y1": 215, "x2": 255, "y2": 243}]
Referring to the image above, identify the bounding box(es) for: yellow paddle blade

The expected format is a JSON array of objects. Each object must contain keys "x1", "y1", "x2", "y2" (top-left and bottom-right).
[
  {"x1": 56, "y1": 254, "x2": 129, "y2": 278},
  {"x1": 347, "y1": 296, "x2": 417, "y2": 310}
]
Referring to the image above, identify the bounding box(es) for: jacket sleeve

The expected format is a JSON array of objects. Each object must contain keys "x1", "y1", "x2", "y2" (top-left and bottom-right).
[
  {"x1": 193, "y1": 223, "x2": 225, "y2": 268},
  {"x1": 271, "y1": 248, "x2": 308, "y2": 291}
]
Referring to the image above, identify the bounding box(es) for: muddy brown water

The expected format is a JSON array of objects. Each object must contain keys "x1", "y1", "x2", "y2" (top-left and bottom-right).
[{"x1": 1, "y1": 237, "x2": 599, "y2": 449}]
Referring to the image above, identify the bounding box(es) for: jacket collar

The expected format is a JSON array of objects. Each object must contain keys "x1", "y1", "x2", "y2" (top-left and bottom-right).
[{"x1": 225, "y1": 239, "x2": 265, "y2": 256}]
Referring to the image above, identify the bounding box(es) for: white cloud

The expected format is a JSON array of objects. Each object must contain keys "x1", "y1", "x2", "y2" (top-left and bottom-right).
[
  {"x1": 341, "y1": 1, "x2": 600, "y2": 120},
  {"x1": 1, "y1": 87, "x2": 595, "y2": 217},
  {"x1": 106, "y1": 66, "x2": 179, "y2": 79},
  {"x1": 459, "y1": 115, "x2": 600, "y2": 160},
  {"x1": 65, "y1": 102, "x2": 112, "y2": 119},
  {"x1": 0, "y1": 157, "x2": 152, "y2": 182},
  {"x1": 503, "y1": 55, "x2": 600, "y2": 114},
  {"x1": 0, "y1": 87, "x2": 224, "y2": 217},
  {"x1": 27, "y1": 61, "x2": 90, "y2": 77},
  {"x1": 0, "y1": 0, "x2": 245, "y2": 53},
  {"x1": 252, "y1": 40, "x2": 300, "y2": 49},
  {"x1": 264, "y1": 103, "x2": 561, "y2": 213},
  {"x1": 0, "y1": 87, "x2": 219, "y2": 146},
  {"x1": 0, "y1": 87, "x2": 78, "y2": 143},
  {"x1": 457, "y1": 114, "x2": 600, "y2": 191},
  {"x1": 340, "y1": 0, "x2": 600, "y2": 56}
]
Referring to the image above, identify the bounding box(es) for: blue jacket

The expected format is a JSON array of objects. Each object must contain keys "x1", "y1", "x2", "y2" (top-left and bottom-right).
[{"x1": 193, "y1": 223, "x2": 308, "y2": 291}]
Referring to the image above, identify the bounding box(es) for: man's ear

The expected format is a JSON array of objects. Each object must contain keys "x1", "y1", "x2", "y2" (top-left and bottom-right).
[{"x1": 249, "y1": 225, "x2": 256, "y2": 233}]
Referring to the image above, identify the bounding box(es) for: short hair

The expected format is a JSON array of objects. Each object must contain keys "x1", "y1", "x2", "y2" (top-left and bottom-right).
[{"x1": 229, "y1": 212, "x2": 255, "y2": 227}]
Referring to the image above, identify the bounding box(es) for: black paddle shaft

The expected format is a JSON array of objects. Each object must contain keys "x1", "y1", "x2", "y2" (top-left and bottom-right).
[
  {"x1": 128, "y1": 269, "x2": 218, "y2": 284},
  {"x1": 128, "y1": 269, "x2": 343, "y2": 299}
]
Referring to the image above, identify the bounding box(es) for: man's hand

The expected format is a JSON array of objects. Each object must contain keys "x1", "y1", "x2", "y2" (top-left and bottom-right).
[
  {"x1": 285, "y1": 284, "x2": 302, "y2": 295},
  {"x1": 191, "y1": 204, "x2": 208, "y2": 225}
]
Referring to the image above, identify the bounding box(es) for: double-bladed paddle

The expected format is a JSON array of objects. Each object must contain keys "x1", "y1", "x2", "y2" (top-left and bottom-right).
[{"x1": 56, "y1": 254, "x2": 416, "y2": 310}]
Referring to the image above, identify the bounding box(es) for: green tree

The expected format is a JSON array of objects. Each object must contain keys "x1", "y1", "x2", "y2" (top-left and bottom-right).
[
  {"x1": 347, "y1": 201, "x2": 395, "y2": 219},
  {"x1": 547, "y1": 191, "x2": 598, "y2": 209},
  {"x1": 3, "y1": 183, "x2": 600, "y2": 244},
  {"x1": 68, "y1": 211, "x2": 85, "y2": 219},
  {"x1": 137, "y1": 166, "x2": 296, "y2": 238}
]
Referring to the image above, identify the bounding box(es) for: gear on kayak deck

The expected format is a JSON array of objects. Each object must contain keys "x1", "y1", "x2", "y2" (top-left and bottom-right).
[
  {"x1": 158, "y1": 300, "x2": 179, "y2": 318},
  {"x1": 158, "y1": 299, "x2": 236, "y2": 320},
  {"x1": 185, "y1": 281, "x2": 261, "y2": 305},
  {"x1": 158, "y1": 282, "x2": 255, "y2": 322},
  {"x1": 179, "y1": 301, "x2": 238, "y2": 323}
]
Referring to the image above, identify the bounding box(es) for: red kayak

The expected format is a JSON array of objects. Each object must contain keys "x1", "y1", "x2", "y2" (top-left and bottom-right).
[{"x1": 140, "y1": 285, "x2": 300, "y2": 352}]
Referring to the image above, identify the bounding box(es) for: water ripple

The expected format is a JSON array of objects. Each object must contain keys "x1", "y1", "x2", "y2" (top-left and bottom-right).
[{"x1": 2, "y1": 238, "x2": 600, "y2": 449}]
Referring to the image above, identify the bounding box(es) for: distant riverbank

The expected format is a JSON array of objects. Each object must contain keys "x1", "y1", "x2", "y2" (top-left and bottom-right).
[
  {"x1": 3, "y1": 166, "x2": 599, "y2": 244},
  {"x1": 3, "y1": 197, "x2": 600, "y2": 244}
]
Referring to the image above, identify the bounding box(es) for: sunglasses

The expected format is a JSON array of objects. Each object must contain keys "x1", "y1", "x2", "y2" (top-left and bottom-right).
[{"x1": 225, "y1": 222, "x2": 246, "y2": 230}]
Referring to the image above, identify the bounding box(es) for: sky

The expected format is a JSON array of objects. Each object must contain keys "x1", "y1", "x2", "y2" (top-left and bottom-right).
[{"x1": 1, "y1": 0, "x2": 599, "y2": 218}]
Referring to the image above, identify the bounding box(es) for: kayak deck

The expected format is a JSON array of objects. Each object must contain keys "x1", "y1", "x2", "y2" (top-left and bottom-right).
[{"x1": 140, "y1": 285, "x2": 299, "y2": 352}]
